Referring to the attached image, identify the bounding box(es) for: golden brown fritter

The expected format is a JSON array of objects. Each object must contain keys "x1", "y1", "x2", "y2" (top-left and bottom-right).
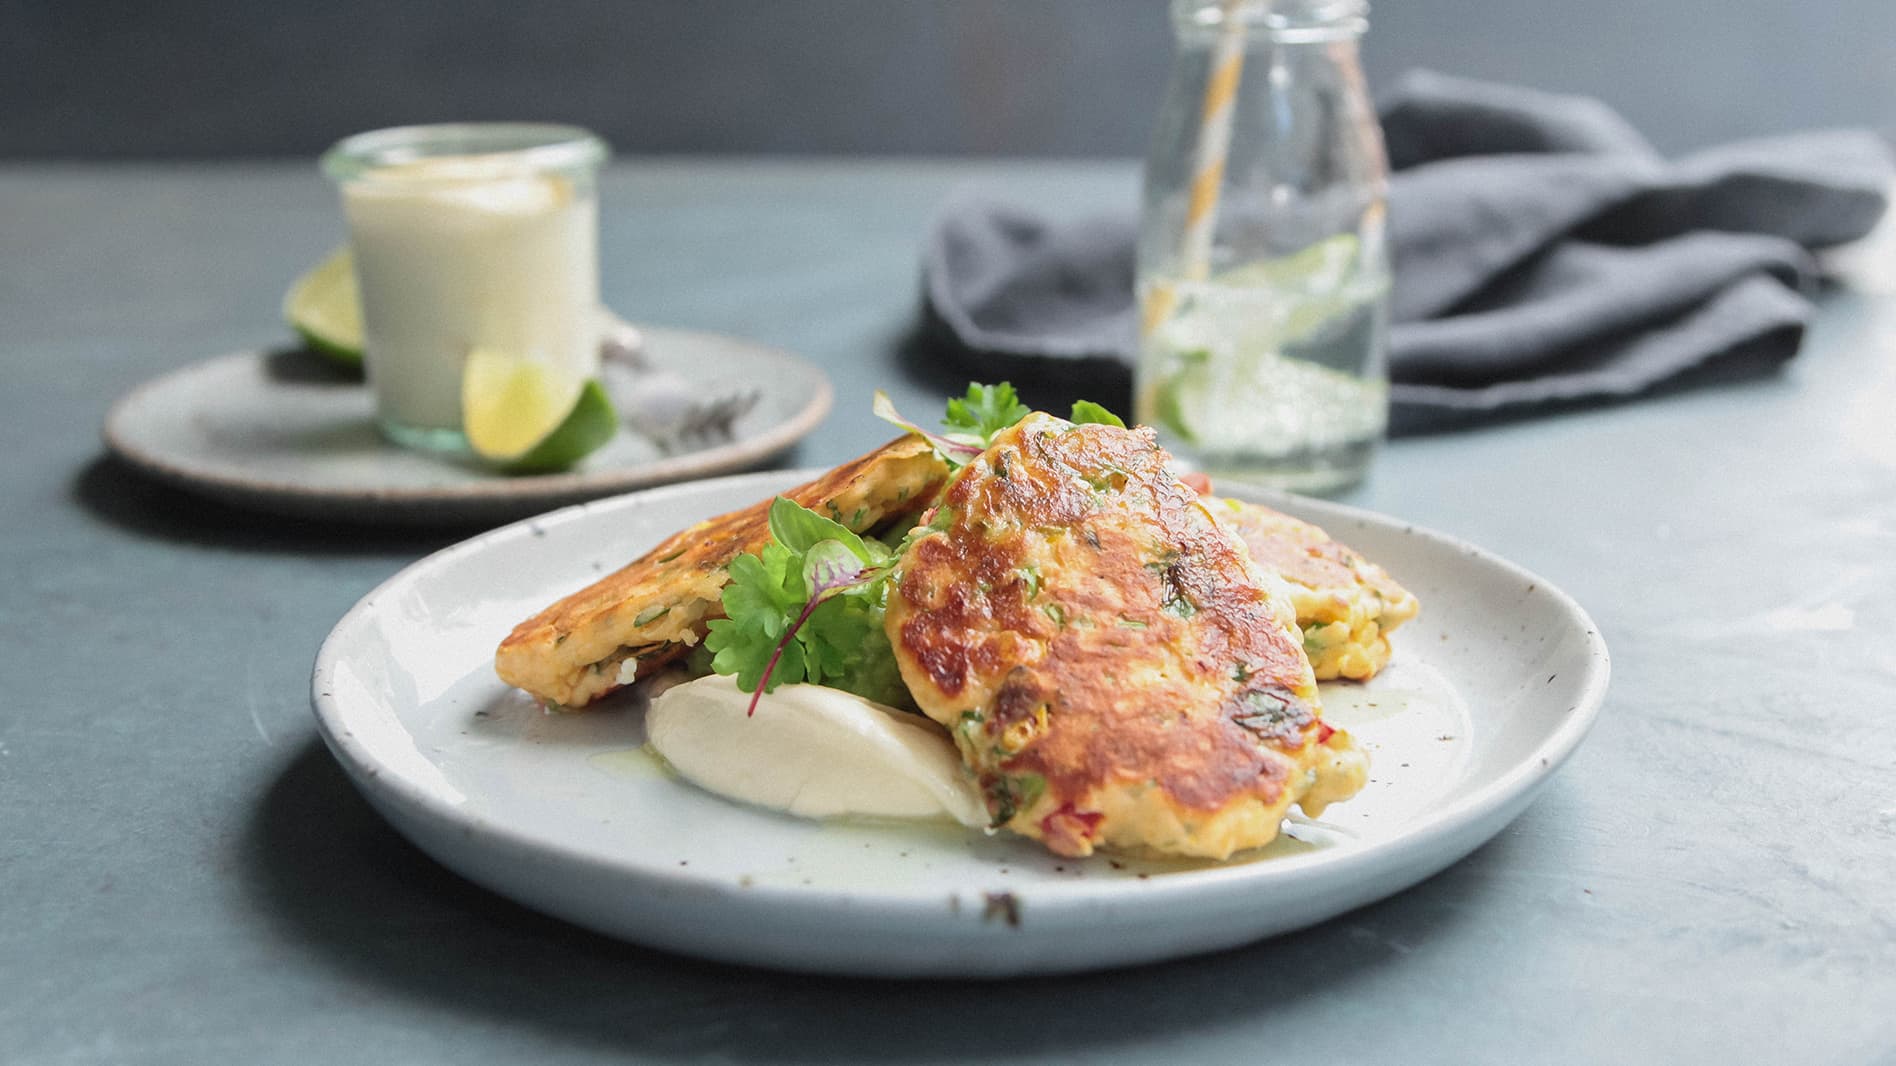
[
  {"x1": 885, "y1": 414, "x2": 1366, "y2": 860},
  {"x1": 1211, "y1": 498, "x2": 1420, "y2": 682},
  {"x1": 497, "y1": 436, "x2": 950, "y2": 709}
]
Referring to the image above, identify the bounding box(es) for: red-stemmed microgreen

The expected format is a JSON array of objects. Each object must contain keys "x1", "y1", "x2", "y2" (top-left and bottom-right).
[
  {"x1": 705, "y1": 497, "x2": 911, "y2": 714},
  {"x1": 872, "y1": 390, "x2": 984, "y2": 466}
]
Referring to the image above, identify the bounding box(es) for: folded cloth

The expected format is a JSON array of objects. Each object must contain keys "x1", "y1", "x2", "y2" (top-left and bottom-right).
[{"x1": 922, "y1": 70, "x2": 1892, "y2": 434}]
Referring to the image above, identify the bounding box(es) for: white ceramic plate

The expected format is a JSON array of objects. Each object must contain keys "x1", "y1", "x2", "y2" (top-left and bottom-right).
[
  {"x1": 104, "y1": 326, "x2": 831, "y2": 525},
  {"x1": 311, "y1": 471, "x2": 1609, "y2": 977}
]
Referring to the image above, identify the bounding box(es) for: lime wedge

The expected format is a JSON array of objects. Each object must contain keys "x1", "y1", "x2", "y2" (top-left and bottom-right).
[
  {"x1": 501, "y1": 379, "x2": 618, "y2": 473},
  {"x1": 283, "y1": 248, "x2": 363, "y2": 366},
  {"x1": 462, "y1": 349, "x2": 617, "y2": 472}
]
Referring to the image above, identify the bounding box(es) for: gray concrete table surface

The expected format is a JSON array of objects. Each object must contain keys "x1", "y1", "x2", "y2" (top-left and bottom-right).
[{"x1": 2, "y1": 160, "x2": 1892, "y2": 1064}]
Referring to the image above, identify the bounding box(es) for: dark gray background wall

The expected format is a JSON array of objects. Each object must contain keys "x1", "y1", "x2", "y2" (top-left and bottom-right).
[{"x1": 4, "y1": 0, "x2": 1893, "y2": 159}]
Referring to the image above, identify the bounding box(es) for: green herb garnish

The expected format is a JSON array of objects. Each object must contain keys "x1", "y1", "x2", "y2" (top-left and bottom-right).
[
  {"x1": 713, "y1": 387, "x2": 1134, "y2": 714},
  {"x1": 944, "y1": 382, "x2": 1032, "y2": 444},
  {"x1": 874, "y1": 383, "x2": 1126, "y2": 470},
  {"x1": 1069, "y1": 400, "x2": 1126, "y2": 428},
  {"x1": 987, "y1": 772, "x2": 1047, "y2": 827},
  {"x1": 703, "y1": 497, "x2": 909, "y2": 714}
]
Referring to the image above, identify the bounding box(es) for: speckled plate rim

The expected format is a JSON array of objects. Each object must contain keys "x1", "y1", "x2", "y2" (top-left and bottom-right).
[
  {"x1": 311, "y1": 470, "x2": 1611, "y2": 976},
  {"x1": 102, "y1": 326, "x2": 832, "y2": 520}
]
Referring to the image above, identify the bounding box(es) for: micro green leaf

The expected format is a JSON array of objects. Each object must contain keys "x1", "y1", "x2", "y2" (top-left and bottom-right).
[
  {"x1": 768, "y1": 496, "x2": 872, "y2": 563},
  {"x1": 802, "y1": 539, "x2": 870, "y2": 601},
  {"x1": 873, "y1": 390, "x2": 983, "y2": 466},
  {"x1": 1069, "y1": 400, "x2": 1126, "y2": 428}
]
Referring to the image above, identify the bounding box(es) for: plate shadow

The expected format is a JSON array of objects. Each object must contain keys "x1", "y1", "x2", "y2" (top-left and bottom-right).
[
  {"x1": 263, "y1": 345, "x2": 366, "y2": 385},
  {"x1": 72, "y1": 454, "x2": 480, "y2": 555},
  {"x1": 244, "y1": 739, "x2": 1513, "y2": 1060}
]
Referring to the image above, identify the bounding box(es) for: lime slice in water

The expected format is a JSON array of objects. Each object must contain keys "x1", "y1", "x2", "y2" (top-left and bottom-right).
[
  {"x1": 1214, "y1": 233, "x2": 1367, "y2": 345},
  {"x1": 282, "y1": 248, "x2": 363, "y2": 366},
  {"x1": 462, "y1": 349, "x2": 617, "y2": 472},
  {"x1": 1144, "y1": 350, "x2": 1210, "y2": 446}
]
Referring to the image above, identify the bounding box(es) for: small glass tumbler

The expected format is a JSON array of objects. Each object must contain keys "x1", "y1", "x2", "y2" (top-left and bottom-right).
[
  {"x1": 322, "y1": 123, "x2": 609, "y2": 453},
  {"x1": 1135, "y1": 0, "x2": 1391, "y2": 493}
]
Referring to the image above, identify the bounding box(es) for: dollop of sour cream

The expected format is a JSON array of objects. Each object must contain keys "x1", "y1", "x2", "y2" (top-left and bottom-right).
[{"x1": 645, "y1": 675, "x2": 988, "y2": 827}]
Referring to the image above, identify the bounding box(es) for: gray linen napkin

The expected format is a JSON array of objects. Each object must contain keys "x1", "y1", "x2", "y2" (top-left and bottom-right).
[{"x1": 921, "y1": 71, "x2": 1891, "y2": 433}]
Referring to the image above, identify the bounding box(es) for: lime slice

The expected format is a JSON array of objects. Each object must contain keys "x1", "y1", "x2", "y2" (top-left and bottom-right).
[
  {"x1": 462, "y1": 349, "x2": 617, "y2": 472},
  {"x1": 283, "y1": 248, "x2": 363, "y2": 366},
  {"x1": 1141, "y1": 349, "x2": 1210, "y2": 446},
  {"x1": 1215, "y1": 234, "x2": 1370, "y2": 346}
]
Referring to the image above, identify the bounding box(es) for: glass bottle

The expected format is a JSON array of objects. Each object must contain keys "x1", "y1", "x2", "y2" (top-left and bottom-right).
[{"x1": 1134, "y1": 0, "x2": 1391, "y2": 493}]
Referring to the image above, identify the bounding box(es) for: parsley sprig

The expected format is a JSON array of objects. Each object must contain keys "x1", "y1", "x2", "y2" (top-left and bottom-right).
[{"x1": 944, "y1": 382, "x2": 1032, "y2": 442}]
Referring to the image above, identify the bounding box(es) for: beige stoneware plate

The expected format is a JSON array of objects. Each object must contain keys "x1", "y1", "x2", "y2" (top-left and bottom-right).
[
  {"x1": 310, "y1": 470, "x2": 1610, "y2": 977},
  {"x1": 104, "y1": 325, "x2": 831, "y2": 525}
]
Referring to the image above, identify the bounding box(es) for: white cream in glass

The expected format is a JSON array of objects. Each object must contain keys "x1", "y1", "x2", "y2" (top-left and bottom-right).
[{"x1": 323, "y1": 124, "x2": 608, "y2": 452}]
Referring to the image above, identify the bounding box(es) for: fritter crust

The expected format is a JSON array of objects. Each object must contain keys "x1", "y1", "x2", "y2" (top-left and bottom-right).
[
  {"x1": 496, "y1": 436, "x2": 949, "y2": 709},
  {"x1": 1211, "y1": 498, "x2": 1419, "y2": 682},
  {"x1": 885, "y1": 414, "x2": 1365, "y2": 859}
]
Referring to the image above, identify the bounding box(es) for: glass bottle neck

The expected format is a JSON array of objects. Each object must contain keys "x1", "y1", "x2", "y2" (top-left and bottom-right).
[{"x1": 1171, "y1": 0, "x2": 1368, "y2": 44}]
